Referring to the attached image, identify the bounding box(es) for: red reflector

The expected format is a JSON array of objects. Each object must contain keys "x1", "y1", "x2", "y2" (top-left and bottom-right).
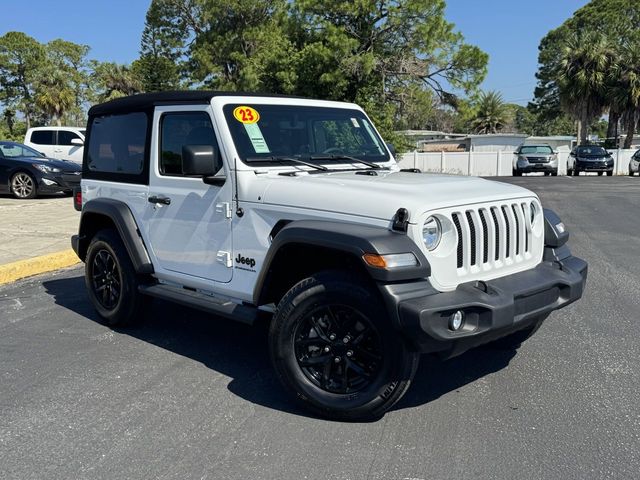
[{"x1": 74, "y1": 191, "x2": 82, "y2": 210}]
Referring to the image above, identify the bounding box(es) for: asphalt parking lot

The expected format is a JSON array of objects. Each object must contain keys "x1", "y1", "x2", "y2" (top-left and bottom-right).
[{"x1": 1, "y1": 176, "x2": 639, "y2": 480}]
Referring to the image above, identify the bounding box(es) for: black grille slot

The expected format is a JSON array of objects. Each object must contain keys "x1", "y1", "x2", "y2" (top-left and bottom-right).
[
  {"x1": 452, "y1": 213, "x2": 464, "y2": 268},
  {"x1": 521, "y1": 203, "x2": 529, "y2": 252},
  {"x1": 479, "y1": 210, "x2": 489, "y2": 264},
  {"x1": 501, "y1": 206, "x2": 511, "y2": 258},
  {"x1": 490, "y1": 208, "x2": 500, "y2": 260},
  {"x1": 465, "y1": 211, "x2": 477, "y2": 265},
  {"x1": 511, "y1": 204, "x2": 520, "y2": 255}
]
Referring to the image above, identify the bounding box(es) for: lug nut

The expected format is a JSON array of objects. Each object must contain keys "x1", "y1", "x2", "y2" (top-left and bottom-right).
[
  {"x1": 324, "y1": 346, "x2": 330, "y2": 353},
  {"x1": 346, "y1": 350, "x2": 353, "y2": 357},
  {"x1": 334, "y1": 357, "x2": 341, "y2": 363},
  {"x1": 343, "y1": 336, "x2": 350, "y2": 343},
  {"x1": 329, "y1": 334, "x2": 336, "y2": 341}
]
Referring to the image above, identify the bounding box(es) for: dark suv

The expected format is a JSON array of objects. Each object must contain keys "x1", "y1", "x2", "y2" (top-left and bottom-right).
[{"x1": 568, "y1": 145, "x2": 614, "y2": 176}]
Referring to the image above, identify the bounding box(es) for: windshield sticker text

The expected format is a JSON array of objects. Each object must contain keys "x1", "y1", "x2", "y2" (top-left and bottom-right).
[{"x1": 233, "y1": 106, "x2": 260, "y2": 124}]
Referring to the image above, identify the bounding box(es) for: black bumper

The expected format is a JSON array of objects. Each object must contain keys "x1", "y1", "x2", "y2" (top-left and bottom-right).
[
  {"x1": 518, "y1": 164, "x2": 556, "y2": 173},
  {"x1": 576, "y1": 161, "x2": 613, "y2": 172},
  {"x1": 381, "y1": 254, "x2": 587, "y2": 358}
]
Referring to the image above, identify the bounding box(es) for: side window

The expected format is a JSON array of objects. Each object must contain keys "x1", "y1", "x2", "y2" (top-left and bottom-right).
[
  {"x1": 160, "y1": 112, "x2": 220, "y2": 176},
  {"x1": 87, "y1": 112, "x2": 147, "y2": 174},
  {"x1": 58, "y1": 130, "x2": 82, "y2": 146},
  {"x1": 30, "y1": 130, "x2": 55, "y2": 145}
]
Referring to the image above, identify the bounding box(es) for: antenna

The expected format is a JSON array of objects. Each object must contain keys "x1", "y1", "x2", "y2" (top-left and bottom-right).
[{"x1": 234, "y1": 157, "x2": 244, "y2": 217}]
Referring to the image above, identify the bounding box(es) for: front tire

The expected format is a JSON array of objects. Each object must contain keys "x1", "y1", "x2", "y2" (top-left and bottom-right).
[
  {"x1": 85, "y1": 229, "x2": 146, "y2": 327},
  {"x1": 606, "y1": 170, "x2": 613, "y2": 176},
  {"x1": 11, "y1": 172, "x2": 37, "y2": 199},
  {"x1": 269, "y1": 271, "x2": 419, "y2": 421}
]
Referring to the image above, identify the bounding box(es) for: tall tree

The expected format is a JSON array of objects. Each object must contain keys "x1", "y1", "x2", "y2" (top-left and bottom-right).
[
  {"x1": 0, "y1": 32, "x2": 45, "y2": 129},
  {"x1": 34, "y1": 66, "x2": 75, "y2": 126},
  {"x1": 556, "y1": 31, "x2": 615, "y2": 144},
  {"x1": 133, "y1": 0, "x2": 186, "y2": 91},
  {"x1": 608, "y1": 37, "x2": 640, "y2": 148}
]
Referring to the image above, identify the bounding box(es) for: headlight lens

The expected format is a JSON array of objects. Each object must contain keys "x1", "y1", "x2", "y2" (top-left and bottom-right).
[
  {"x1": 32, "y1": 164, "x2": 61, "y2": 173},
  {"x1": 422, "y1": 216, "x2": 442, "y2": 251}
]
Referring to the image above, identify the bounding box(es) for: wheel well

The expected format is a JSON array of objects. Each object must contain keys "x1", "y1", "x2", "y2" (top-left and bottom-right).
[
  {"x1": 256, "y1": 243, "x2": 372, "y2": 307},
  {"x1": 78, "y1": 213, "x2": 117, "y2": 260}
]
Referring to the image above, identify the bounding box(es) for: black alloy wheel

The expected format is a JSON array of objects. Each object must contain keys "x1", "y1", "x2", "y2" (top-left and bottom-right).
[
  {"x1": 294, "y1": 304, "x2": 383, "y2": 394},
  {"x1": 11, "y1": 172, "x2": 37, "y2": 199},
  {"x1": 91, "y1": 249, "x2": 121, "y2": 310},
  {"x1": 270, "y1": 271, "x2": 419, "y2": 421},
  {"x1": 85, "y1": 229, "x2": 146, "y2": 326}
]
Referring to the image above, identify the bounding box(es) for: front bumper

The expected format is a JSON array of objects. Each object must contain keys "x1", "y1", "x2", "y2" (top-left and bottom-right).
[
  {"x1": 576, "y1": 160, "x2": 613, "y2": 172},
  {"x1": 38, "y1": 172, "x2": 81, "y2": 192},
  {"x1": 381, "y1": 252, "x2": 587, "y2": 358}
]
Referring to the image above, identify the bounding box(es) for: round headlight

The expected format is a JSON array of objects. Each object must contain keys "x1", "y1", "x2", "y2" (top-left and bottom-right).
[
  {"x1": 422, "y1": 216, "x2": 442, "y2": 251},
  {"x1": 530, "y1": 202, "x2": 538, "y2": 225}
]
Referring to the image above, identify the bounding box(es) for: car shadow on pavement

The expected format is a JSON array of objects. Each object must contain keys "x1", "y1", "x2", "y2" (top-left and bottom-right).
[{"x1": 43, "y1": 274, "x2": 517, "y2": 421}]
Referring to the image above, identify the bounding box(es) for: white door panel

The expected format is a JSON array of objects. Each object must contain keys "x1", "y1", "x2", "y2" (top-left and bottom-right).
[{"x1": 142, "y1": 106, "x2": 233, "y2": 284}]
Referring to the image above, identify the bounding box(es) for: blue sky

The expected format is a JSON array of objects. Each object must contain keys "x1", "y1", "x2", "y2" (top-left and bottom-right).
[{"x1": 4, "y1": 0, "x2": 589, "y2": 105}]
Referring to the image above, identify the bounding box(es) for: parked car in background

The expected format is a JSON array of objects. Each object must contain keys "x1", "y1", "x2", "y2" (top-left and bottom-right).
[
  {"x1": 568, "y1": 145, "x2": 614, "y2": 176},
  {"x1": 629, "y1": 149, "x2": 640, "y2": 176},
  {"x1": 0, "y1": 141, "x2": 82, "y2": 199},
  {"x1": 513, "y1": 144, "x2": 558, "y2": 176},
  {"x1": 24, "y1": 126, "x2": 85, "y2": 164}
]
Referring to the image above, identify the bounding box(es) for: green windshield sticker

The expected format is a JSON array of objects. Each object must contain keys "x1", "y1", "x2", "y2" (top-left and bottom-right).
[{"x1": 243, "y1": 123, "x2": 270, "y2": 153}]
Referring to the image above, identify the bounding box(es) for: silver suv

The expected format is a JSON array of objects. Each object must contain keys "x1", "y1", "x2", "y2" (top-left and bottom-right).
[{"x1": 513, "y1": 144, "x2": 558, "y2": 176}]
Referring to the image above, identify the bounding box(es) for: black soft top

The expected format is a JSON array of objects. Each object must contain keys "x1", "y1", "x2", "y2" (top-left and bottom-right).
[{"x1": 88, "y1": 90, "x2": 305, "y2": 116}]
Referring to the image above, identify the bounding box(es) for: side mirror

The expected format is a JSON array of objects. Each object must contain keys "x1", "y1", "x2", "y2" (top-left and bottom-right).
[
  {"x1": 70, "y1": 138, "x2": 84, "y2": 146},
  {"x1": 386, "y1": 142, "x2": 396, "y2": 156},
  {"x1": 182, "y1": 145, "x2": 225, "y2": 185}
]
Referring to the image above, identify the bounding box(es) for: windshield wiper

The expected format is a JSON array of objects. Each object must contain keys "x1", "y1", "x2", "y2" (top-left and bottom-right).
[
  {"x1": 246, "y1": 155, "x2": 328, "y2": 171},
  {"x1": 308, "y1": 154, "x2": 386, "y2": 170}
]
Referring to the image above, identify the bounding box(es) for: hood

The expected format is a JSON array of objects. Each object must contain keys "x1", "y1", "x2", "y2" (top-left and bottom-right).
[
  {"x1": 16, "y1": 156, "x2": 81, "y2": 172},
  {"x1": 257, "y1": 171, "x2": 537, "y2": 222}
]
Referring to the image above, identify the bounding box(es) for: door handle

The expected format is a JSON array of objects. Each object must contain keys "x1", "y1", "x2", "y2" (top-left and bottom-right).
[{"x1": 148, "y1": 195, "x2": 171, "y2": 205}]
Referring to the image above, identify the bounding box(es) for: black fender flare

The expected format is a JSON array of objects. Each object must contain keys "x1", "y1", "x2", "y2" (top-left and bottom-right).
[
  {"x1": 75, "y1": 198, "x2": 154, "y2": 274},
  {"x1": 253, "y1": 219, "x2": 430, "y2": 304}
]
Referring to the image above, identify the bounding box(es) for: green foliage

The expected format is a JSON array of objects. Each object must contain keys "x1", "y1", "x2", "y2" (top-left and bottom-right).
[
  {"x1": 533, "y1": 0, "x2": 640, "y2": 145},
  {"x1": 470, "y1": 91, "x2": 509, "y2": 134}
]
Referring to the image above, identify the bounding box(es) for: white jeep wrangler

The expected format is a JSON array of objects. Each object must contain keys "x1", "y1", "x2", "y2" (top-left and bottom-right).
[{"x1": 72, "y1": 92, "x2": 587, "y2": 420}]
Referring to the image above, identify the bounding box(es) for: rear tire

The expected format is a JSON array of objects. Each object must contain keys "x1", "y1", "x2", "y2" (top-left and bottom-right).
[
  {"x1": 606, "y1": 170, "x2": 613, "y2": 176},
  {"x1": 573, "y1": 168, "x2": 579, "y2": 176},
  {"x1": 269, "y1": 271, "x2": 419, "y2": 421},
  {"x1": 488, "y1": 315, "x2": 548, "y2": 350},
  {"x1": 598, "y1": 171, "x2": 603, "y2": 176},
  {"x1": 85, "y1": 229, "x2": 146, "y2": 327},
  {"x1": 551, "y1": 170, "x2": 558, "y2": 176}
]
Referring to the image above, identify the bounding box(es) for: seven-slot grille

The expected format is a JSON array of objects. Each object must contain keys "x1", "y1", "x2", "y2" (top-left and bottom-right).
[{"x1": 451, "y1": 202, "x2": 533, "y2": 272}]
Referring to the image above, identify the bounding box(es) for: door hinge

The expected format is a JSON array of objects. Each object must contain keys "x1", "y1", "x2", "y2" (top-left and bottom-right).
[
  {"x1": 216, "y1": 251, "x2": 233, "y2": 268},
  {"x1": 215, "y1": 202, "x2": 232, "y2": 219}
]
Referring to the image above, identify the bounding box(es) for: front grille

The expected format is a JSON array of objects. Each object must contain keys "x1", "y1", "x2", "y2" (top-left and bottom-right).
[
  {"x1": 453, "y1": 201, "x2": 532, "y2": 273},
  {"x1": 526, "y1": 156, "x2": 549, "y2": 163}
]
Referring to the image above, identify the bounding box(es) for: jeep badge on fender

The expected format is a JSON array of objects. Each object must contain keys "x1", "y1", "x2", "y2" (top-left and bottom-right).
[{"x1": 71, "y1": 91, "x2": 588, "y2": 421}]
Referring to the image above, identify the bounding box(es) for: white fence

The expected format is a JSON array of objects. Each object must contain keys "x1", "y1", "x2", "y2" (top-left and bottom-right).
[{"x1": 397, "y1": 149, "x2": 636, "y2": 176}]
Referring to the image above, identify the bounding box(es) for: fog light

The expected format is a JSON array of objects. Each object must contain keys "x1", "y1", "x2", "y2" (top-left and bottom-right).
[
  {"x1": 450, "y1": 310, "x2": 464, "y2": 331},
  {"x1": 41, "y1": 178, "x2": 57, "y2": 186}
]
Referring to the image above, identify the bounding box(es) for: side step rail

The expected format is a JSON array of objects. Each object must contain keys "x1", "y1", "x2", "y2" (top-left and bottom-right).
[{"x1": 138, "y1": 284, "x2": 258, "y2": 325}]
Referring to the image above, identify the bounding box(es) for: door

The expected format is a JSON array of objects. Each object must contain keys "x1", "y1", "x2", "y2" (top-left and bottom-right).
[
  {"x1": 27, "y1": 130, "x2": 57, "y2": 158},
  {"x1": 55, "y1": 130, "x2": 84, "y2": 164},
  {"x1": 143, "y1": 106, "x2": 233, "y2": 283}
]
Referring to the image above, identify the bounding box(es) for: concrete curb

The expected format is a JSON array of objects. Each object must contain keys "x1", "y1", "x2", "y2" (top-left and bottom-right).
[{"x1": 0, "y1": 249, "x2": 80, "y2": 285}]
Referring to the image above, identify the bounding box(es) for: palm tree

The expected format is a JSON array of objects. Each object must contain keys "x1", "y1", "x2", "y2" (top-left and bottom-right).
[
  {"x1": 608, "y1": 41, "x2": 640, "y2": 148},
  {"x1": 471, "y1": 91, "x2": 509, "y2": 134},
  {"x1": 92, "y1": 62, "x2": 142, "y2": 102},
  {"x1": 557, "y1": 32, "x2": 615, "y2": 144},
  {"x1": 34, "y1": 68, "x2": 75, "y2": 126}
]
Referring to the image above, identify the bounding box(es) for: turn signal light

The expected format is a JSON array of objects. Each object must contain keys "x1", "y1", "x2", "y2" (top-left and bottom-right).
[{"x1": 362, "y1": 253, "x2": 418, "y2": 269}]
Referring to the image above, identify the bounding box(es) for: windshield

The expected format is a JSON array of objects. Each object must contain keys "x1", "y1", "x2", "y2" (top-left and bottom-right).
[
  {"x1": 577, "y1": 146, "x2": 607, "y2": 156},
  {"x1": 223, "y1": 104, "x2": 389, "y2": 164},
  {"x1": 520, "y1": 145, "x2": 553, "y2": 154},
  {"x1": 0, "y1": 142, "x2": 45, "y2": 158}
]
